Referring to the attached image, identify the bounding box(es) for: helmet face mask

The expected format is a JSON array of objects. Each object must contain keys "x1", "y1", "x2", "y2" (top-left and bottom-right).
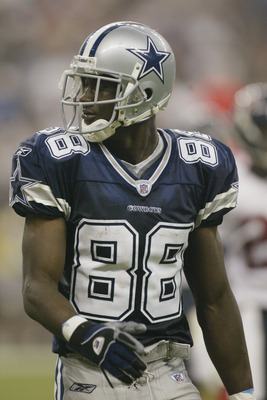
[
  {"x1": 233, "y1": 82, "x2": 267, "y2": 176},
  {"x1": 59, "y1": 21, "x2": 176, "y2": 142},
  {"x1": 60, "y1": 66, "x2": 127, "y2": 139}
]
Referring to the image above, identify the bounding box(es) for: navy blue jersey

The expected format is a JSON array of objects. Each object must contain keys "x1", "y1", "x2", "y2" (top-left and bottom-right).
[{"x1": 9, "y1": 127, "x2": 238, "y2": 354}]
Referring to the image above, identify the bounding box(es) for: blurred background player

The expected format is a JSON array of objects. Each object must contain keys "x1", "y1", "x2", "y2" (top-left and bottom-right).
[
  {"x1": 221, "y1": 82, "x2": 267, "y2": 400},
  {"x1": 183, "y1": 82, "x2": 267, "y2": 400}
]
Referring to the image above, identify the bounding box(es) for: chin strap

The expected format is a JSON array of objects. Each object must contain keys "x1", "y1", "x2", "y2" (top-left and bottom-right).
[{"x1": 81, "y1": 119, "x2": 122, "y2": 142}]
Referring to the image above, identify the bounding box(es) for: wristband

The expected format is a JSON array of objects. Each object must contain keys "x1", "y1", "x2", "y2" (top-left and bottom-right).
[
  {"x1": 62, "y1": 315, "x2": 88, "y2": 341},
  {"x1": 229, "y1": 389, "x2": 255, "y2": 400}
]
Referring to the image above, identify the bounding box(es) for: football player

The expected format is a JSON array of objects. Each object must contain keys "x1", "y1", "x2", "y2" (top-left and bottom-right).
[
  {"x1": 221, "y1": 82, "x2": 267, "y2": 400},
  {"x1": 9, "y1": 21, "x2": 255, "y2": 400},
  {"x1": 175, "y1": 83, "x2": 267, "y2": 400}
]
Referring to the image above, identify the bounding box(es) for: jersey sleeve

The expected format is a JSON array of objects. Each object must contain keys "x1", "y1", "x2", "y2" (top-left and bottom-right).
[
  {"x1": 9, "y1": 128, "x2": 74, "y2": 219},
  {"x1": 195, "y1": 139, "x2": 239, "y2": 228}
]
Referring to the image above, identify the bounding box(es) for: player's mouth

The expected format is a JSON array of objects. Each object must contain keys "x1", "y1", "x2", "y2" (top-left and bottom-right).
[{"x1": 82, "y1": 109, "x2": 97, "y2": 123}]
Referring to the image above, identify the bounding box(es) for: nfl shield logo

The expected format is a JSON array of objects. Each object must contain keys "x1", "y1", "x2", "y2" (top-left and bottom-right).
[
  {"x1": 136, "y1": 180, "x2": 152, "y2": 196},
  {"x1": 169, "y1": 371, "x2": 185, "y2": 383}
]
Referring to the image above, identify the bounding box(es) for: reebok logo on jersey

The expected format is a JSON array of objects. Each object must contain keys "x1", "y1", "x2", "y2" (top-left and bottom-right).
[
  {"x1": 14, "y1": 146, "x2": 32, "y2": 157},
  {"x1": 93, "y1": 336, "x2": 105, "y2": 355},
  {"x1": 70, "y1": 383, "x2": 96, "y2": 393},
  {"x1": 231, "y1": 181, "x2": 239, "y2": 190}
]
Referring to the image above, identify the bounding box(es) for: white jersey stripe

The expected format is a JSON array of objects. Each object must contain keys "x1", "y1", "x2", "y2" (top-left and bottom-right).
[
  {"x1": 24, "y1": 183, "x2": 71, "y2": 220},
  {"x1": 196, "y1": 187, "x2": 238, "y2": 227}
]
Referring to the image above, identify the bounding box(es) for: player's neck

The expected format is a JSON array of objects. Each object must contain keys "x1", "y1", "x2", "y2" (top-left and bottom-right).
[{"x1": 103, "y1": 117, "x2": 159, "y2": 165}]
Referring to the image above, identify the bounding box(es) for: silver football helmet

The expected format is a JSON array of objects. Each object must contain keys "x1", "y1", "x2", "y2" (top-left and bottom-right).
[
  {"x1": 233, "y1": 82, "x2": 267, "y2": 176},
  {"x1": 59, "y1": 21, "x2": 176, "y2": 142}
]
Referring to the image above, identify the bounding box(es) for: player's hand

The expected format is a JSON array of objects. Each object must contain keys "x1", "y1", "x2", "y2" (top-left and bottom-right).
[{"x1": 63, "y1": 316, "x2": 147, "y2": 384}]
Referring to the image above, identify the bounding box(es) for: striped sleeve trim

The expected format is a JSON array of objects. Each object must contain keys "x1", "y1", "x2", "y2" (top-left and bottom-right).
[
  {"x1": 195, "y1": 187, "x2": 238, "y2": 228},
  {"x1": 24, "y1": 183, "x2": 71, "y2": 220}
]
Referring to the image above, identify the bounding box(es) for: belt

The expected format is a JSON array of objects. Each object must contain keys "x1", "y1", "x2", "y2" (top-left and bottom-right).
[
  {"x1": 142, "y1": 340, "x2": 190, "y2": 363},
  {"x1": 65, "y1": 340, "x2": 190, "y2": 364}
]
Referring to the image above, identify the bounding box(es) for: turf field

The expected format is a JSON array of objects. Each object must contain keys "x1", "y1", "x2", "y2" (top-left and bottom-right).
[
  {"x1": 0, "y1": 343, "x2": 216, "y2": 400},
  {"x1": 0, "y1": 344, "x2": 57, "y2": 400}
]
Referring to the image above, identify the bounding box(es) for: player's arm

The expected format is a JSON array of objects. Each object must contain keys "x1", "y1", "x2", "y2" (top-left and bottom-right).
[
  {"x1": 22, "y1": 213, "x2": 146, "y2": 383},
  {"x1": 22, "y1": 213, "x2": 75, "y2": 339},
  {"x1": 183, "y1": 225, "x2": 253, "y2": 396}
]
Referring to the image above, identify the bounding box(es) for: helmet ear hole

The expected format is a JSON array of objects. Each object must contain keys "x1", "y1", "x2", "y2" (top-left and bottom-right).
[{"x1": 145, "y1": 88, "x2": 153, "y2": 101}]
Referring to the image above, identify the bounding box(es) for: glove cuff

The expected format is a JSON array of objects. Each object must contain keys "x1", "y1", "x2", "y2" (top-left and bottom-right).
[
  {"x1": 62, "y1": 315, "x2": 88, "y2": 341},
  {"x1": 229, "y1": 390, "x2": 255, "y2": 400}
]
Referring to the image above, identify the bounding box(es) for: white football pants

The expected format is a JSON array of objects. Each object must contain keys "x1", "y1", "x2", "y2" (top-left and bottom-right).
[{"x1": 54, "y1": 341, "x2": 201, "y2": 400}]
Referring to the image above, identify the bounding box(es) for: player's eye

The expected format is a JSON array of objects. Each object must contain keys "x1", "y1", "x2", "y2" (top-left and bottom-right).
[
  {"x1": 82, "y1": 78, "x2": 97, "y2": 92},
  {"x1": 99, "y1": 79, "x2": 117, "y2": 93}
]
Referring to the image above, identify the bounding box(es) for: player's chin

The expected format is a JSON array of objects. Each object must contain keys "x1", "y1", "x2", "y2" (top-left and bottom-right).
[{"x1": 82, "y1": 115, "x2": 97, "y2": 125}]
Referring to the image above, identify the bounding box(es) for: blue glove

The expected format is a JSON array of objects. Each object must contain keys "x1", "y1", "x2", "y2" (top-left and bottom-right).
[{"x1": 62, "y1": 317, "x2": 147, "y2": 384}]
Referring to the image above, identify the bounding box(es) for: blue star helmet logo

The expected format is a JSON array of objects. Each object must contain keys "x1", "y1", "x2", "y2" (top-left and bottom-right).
[{"x1": 127, "y1": 36, "x2": 170, "y2": 83}]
